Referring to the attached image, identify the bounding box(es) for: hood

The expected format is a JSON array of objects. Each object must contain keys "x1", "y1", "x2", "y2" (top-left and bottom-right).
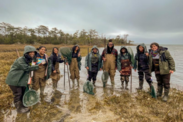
[
  {"x1": 120, "y1": 46, "x2": 128, "y2": 55},
  {"x1": 91, "y1": 45, "x2": 99, "y2": 54},
  {"x1": 137, "y1": 43, "x2": 147, "y2": 54},
  {"x1": 72, "y1": 44, "x2": 80, "y2": 53},
  {"x1": 24, "y1": 45, "x2": 37, "y2": 55},
  {"x1": 149, "y1": 46, "x2": 168, "y2": 53}
]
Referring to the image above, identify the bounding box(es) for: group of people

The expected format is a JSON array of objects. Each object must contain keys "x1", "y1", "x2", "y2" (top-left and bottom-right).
[{"x1": 5, "y1": 39, "x2": 175, "y2": 114}]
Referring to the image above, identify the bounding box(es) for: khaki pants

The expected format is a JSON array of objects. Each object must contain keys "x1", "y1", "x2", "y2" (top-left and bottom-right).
[
  {"x1": 70, "y1": 58, "x2": 80, "y2": 80},
  {"x1": 103, "y1": 54, "x2": 116, "y2": 84},
  {"x1": 50, "y1": 62, "x2": 61, "y2": 84}
]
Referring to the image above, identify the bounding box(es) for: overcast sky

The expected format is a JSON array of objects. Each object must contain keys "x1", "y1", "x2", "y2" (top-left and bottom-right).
[{"x1": 0, "y1": 0, "x2": 183, "y2": 44}]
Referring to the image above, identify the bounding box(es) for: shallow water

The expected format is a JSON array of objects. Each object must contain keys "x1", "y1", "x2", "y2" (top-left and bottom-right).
[{"x1": 3, "y1": 45, "x2": 182, "y2": 122}]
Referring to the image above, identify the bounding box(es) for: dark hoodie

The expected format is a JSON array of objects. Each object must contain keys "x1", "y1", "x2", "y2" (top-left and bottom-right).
[
  {"x1": 72, "y1": 45, "x2": 80, "y2": 58},
  {"x1": 134, "y1": 43, "x2": 149, "y2": 70}
]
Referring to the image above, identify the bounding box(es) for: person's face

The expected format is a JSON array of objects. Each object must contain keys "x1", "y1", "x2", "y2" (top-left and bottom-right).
[
  {"x1": 54, "y1": 48, "x2": 58, "y2": 54},
  {"x1": 75, "y1": 46, "x2": 79, "y2": 51},
  {"x1": 28, "y1": 51, "x2": 35, "y2": 58},
  {"x1": 39, "y1": 47, "x2": 46, "y2": 55},
  {"x1": 93, "y1": 48, "x2": 98, "y2": 53},
  {"x1": 151, "y1": 45, "x2": 158, "y2": 51},
  {"x1": 122, "y1": 48, "x2": 126, "y2": 53},
  {"x1": 139, "y1": 46, "x2": 144, "y2": 52},
  {"x1": 108, "y1": 42, "x2": 113, "y2": 48}
]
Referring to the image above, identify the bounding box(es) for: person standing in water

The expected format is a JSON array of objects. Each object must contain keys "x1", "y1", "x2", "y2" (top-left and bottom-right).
[
  {"x1": 149, "y1": 42, "x2": 175, "y2": 102},
  {"x1": 49, "y1": 47, "x2": 66, "y2": 91},
  {"x1": 85, "y1": 45, "x2": 102, "y2": 86},
  {"x1": 6, "y1": 46, "x2": 40, "y2": 113},
  {"x1": 33, "y1": 46, "x2": 49, "y2": 98},
  {"x1": 102, "y1": 39, "x2": 118, "y2": 86},
  {"x1": 68, "y1": 45, "x2": 82, "y2": 87},
  {"x1": 134, "y1": 43, "x2": 153, "y2": 90},
  {"x1": 117, "y1": 46, "x2": 133, "y2": 90}
]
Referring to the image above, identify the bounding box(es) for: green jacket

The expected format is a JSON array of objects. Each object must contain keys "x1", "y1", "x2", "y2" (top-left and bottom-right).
[
  {"x1": 117, "y1": 46, "x2": 132, "y2": 71},
  {"x1": 133, "y1": 43, "x2": 148, "y2": 70},
  {"x1": 85, "y1": 45, "x2": 102, "y2": 71},
  {"x1": 149, "y1": 46, "x2": 175, "y2": 75},
  {"x1": 68, "y1": 45, "x2": 82, "y2": 70},
  {"x1": 6, "y1": 46, "x2": 39, "y2": 87}
]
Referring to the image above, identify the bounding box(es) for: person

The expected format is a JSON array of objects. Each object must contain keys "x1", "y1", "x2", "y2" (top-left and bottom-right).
[
  {"x1": 134, "y1": 43, "x2": 152, "y2": 90},
  {"x1": 149, "y1": 42, "x2": 175, "y2": 102},
  {"x1": 5, "y1": 46, "x2": 40, "y2": 113},
  {"x1": 117, "y1": 46, "x2": 133, "y2": 90},
  {"x1": 33, "y1": 46, "x2": 49, "y2": 98},
  {"x1": 49, "y1": 47, "x2": 66, "y2": 91},
  {"x1": 102, "y1": 39, "x2": 118, "y2": 86},
  {"x1": 68, "y1": 45, "x2": 82, "y2": 87},
  {"x1": 85, "y1": 45, "x2": 102, "y2": 86}
]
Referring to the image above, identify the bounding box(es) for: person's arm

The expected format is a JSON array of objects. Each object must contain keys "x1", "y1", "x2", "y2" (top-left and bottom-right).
[
  {"x1": 117, "y1": 55, "x2": 121, "y2": 71},
  {"x1": 165, "y1": 50, "x2": 175, "y2": 72},
  {"x1": 18, "y1": 58, "x2": 39, "y2": 71},
  {"x1": 115, "y1": 50, "x2": 118, "y2": 68},
  {"x1": 99, "y1": 55, "x2": 103, "y2": 70},
  {"x1": 133, "y1": 54, "x2": 137, "y2": 70},
  {"x1": 85, "y1": 54, "x2": 89, "y2": 68},
  {"x1": 101, "y1": 49, "x2": 105, "y2": 60}
]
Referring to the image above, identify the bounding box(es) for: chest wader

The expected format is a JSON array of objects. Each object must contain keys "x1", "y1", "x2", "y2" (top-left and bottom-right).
[
  {"x1": 120, "y1": 59, "x2": 131, "y2": 90},
  {"x1": 50, "y1": 62, "x2": 61, "y2": 90},
  {"x1": 103, "y1": 54, "x2": 116, "y2": 86},
  {"x1": 33, "y1": 65, "x2": 46, "y2": 98},
  {"x1": 153, "y1": 59, "x2": 170, "y2": 102},
  {"x1": 69, "y1": 58, "x2": 80, "y2": 87}
]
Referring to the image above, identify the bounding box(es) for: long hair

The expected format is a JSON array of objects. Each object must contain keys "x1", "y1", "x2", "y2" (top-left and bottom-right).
[{"x1": 52, "y1": 47, "x2": 59, "y2": 66}]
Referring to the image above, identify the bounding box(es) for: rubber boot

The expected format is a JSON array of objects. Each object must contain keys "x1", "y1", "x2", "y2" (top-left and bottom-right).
[
  {"x1": 162, "y1": 88, "x2": 169, "y2": 102},
  {"x1": 77, "y1": 79, "x2": 80, "y2": 87},
  {"x1": 121, "y1": 81, "x2": 124, "y2": 89},
  {"x1": 15, "y1": 101, "x2": 30, "y2": 113},
  {"x1": 136, "y1": 81, "x2": 143, "y2": 90},
  {"x1": 93, "y1": 81, "x2": 96, "y2": 87},
  {"x1": 72, "y1": 79, "x2": 75, "y2": 87},
  {"x1": 157, "y1": 85, "x2": 163, "y2": 97},
  {"x1": 111, "y1": 80, "x2": 115, "y2": 86},
  {"x1": 103, "y1": 82, "x2": 106, "y2": 88},
  {"x1": 125, "y1": 81, "x2": 129, "y2": 90},
  {"x1": 40, "y1": 87, "x2": 45, "y2": 96}
]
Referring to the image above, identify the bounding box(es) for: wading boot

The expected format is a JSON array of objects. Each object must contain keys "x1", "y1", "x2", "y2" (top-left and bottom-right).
[
  {"x1": 157, "y1": 86, "x2": 163, "y2": 98},
  {"x1": 72, "y1": 79, "x2": 75, "y2": 88},
  {"x1": 77, "y1": 79, "x2": 80, "y2": 87},
  {"x1": 136, "y1": 81, "x2": 144, "y2": 90},
  {"x1": 125, "y1": 82, "x2": 129, "y2": 90},
  {"x1": 121, "y1": 81, "x2": 124, "y2": 89},
  {"x1": 15, "y1": 101, "x2": 30, "y2": 113},
  {"x1": 111, "y1": 80, "x2": 115, "y2": 87},
  {"x1": 162, "y1": 88, "x2": 169, "y2": 102}
]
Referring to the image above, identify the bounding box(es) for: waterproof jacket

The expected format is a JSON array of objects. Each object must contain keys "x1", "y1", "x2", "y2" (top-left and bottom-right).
[
  {"x1": 85, "y1": 45, "x2": 102, "y2": 71},
  {"x1": 6, "y1": 46, "x2": 39, "y2": 87},
  {"x1": 68, "y1": 45, "x2": 82, "y2": 70},
  {"x1": 133, "y1": 43, "x2": 149, "y2": 70},
  {"x1": 117, "y1": 46, "x2": 132, "y2": 71},
  {"x1": 149, "y1": 46, "x2": 175, "y2": 75}
]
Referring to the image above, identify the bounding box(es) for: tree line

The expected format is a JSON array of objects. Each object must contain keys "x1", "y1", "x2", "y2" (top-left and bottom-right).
[{"x1": 0, "y1": 22, "x2": 133, "y2": 45}]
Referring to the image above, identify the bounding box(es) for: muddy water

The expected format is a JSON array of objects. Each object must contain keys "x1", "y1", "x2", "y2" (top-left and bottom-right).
[{"x1": 3, "y1": 45, "x2": 182, "y2": 122}]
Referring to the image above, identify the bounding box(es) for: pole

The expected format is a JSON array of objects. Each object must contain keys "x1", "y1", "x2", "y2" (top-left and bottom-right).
[
  {"x1": 64, "y1": 61, "x2": 66, "y2": 90},
  {"x1": 67, "y1": 59, "x2": 71, "y2": 89},
  {"x1": 16, "y1": 49, "x2": 20, "y2": 58}
]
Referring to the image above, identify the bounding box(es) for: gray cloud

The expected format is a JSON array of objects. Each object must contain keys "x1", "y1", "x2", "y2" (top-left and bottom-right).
[{"x1": 0, "y1": 0, "x2": 183, "y2": 44}]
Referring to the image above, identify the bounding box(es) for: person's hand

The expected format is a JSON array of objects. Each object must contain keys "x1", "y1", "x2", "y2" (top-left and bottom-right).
[
  {"x1": 53, "y1": 70, "x2": 57, "y2": 73},
  {"x1": 86, "y1": 67, "x2": 89, "y2": 70},
  {"x1": 146, "y1": 53, "x2": 149, "y2": 56},
  {"x1": 65, "y1": 62, "x2": 68, "y2": 65},
  {"x1": 45, "y1": 74, "x2": 47, "y2": 76},
  {"x1": 38, "y1": 63, "x2": 42, "y2": 66},
  {"x1": 103, "y1": 58, "x2": 106, "y2": 61},
  {"x1": 100, "y1": 68, "x2": 102, "y2": 71},
  {"x1": 78, "y1": 53, "x2": 81, "y2": 57},
  {"x1": 169, "y1": 70, "x2": 174, "y2": 74},
  {"x1": 131, "y1": 66, "x2": 133, "y2": 69},
  {"x1": 134, "y1": 70, "x2": 137, "y2": 72},
  {"x1": 119, "y1": 70, "x2": 122, "y2": 74}
]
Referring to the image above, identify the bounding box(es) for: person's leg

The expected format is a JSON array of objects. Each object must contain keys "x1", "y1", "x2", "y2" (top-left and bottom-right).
[
  {"x1": 40, "y1": 78, "x2": 46, "y2": 96},
  {"x1": 162, "y1": 74, "x2": 171, "y2": 102},
  {"x1": 109, "y1": 69, "x2": 116, "y2": 86},
  {"x1": 120, "y1": 75, "x2": 125, "y2": 89},
  {"x1": 92, "y1": 72, "x2": 98, "y2": 86},
  {"x1": 9, "y1": 86, "x2": 29, "y2": 113},
  {"x1": 144, "y1": 69, "x2": 153, "y2": 92},
  {"x1": 136, "y1": 71, "x2": 144, "y2": 90},
  {"x1": 155, "y1": 74, "x2": 163, "y2": 97},
  {"x1": 69, "y1": 64, "x2": 75, "y2": 85},
  {"x1": 52, "y1": 79, "x2": 58, "y2": 90},
  {"x1": 75, "y1": 67, "x2": 80, "y2": 87},
  {"x1": 32, "y1": 77, "x2": 40, "y2": 91},
  {"x1": 125, "y1": 76, "x2": 129, "y2": 90}
]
